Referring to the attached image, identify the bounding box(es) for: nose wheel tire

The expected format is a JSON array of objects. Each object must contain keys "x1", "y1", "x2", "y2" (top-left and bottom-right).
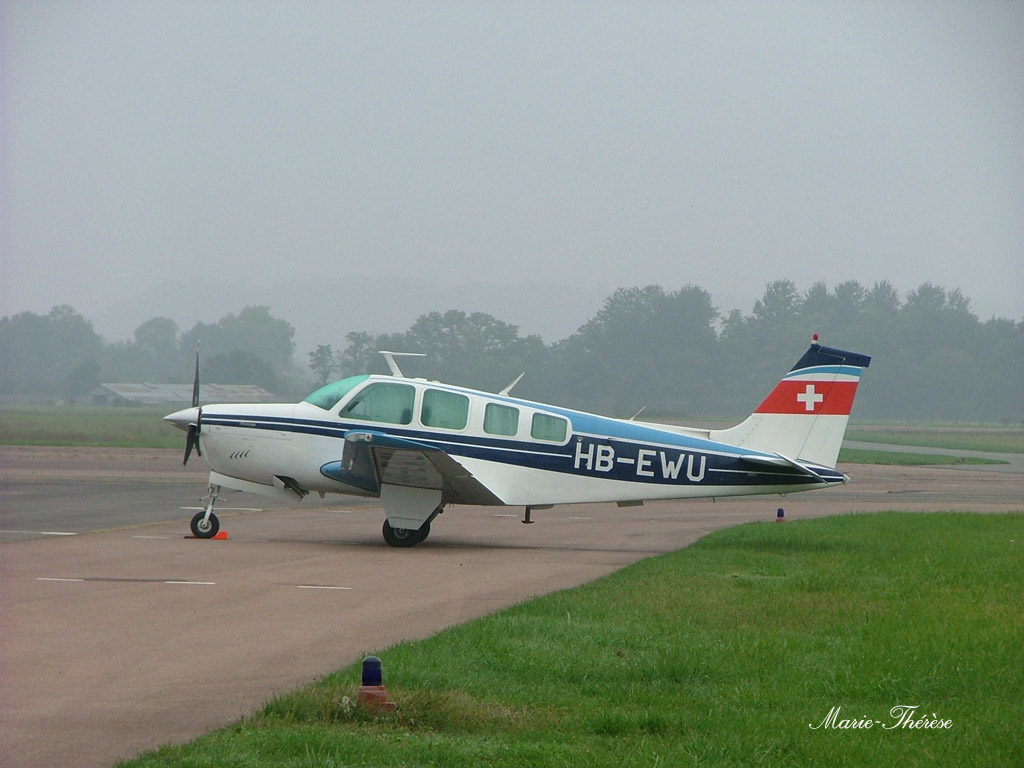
[
  {"x1": 190, "y1": 511, "x2": 220, "y2": 539},
  {"x1": 382, "y1": 520, "x2": 429, "y2": 547}
]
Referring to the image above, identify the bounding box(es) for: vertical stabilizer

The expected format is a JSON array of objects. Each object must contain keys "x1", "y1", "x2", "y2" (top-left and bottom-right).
[{"x1": 710, "y1": 340, "x2": 871, "y2": 468}]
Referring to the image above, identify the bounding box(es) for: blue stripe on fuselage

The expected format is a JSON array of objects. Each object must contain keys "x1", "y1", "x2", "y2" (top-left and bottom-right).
[{"x1": 199, "y1": 411, "x2": 836, "y2": 489}]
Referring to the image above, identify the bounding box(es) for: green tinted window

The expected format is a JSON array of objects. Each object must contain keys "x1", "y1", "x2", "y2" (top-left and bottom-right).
[
  {"x1": 303, "y1": 375, "x2": 369, "y2": 411},
  {"x1": 421, "y1": 389, "x2": 470, "y2": 430},
  {"x1": 484, "y1": 403, "x2": 519, "y2": 436},
  {"x1": 340, "y1": 382, "x2": 415, "y2": 425},
  {"x1": 531, "y1": 412, "x2": 568, "y2": 442}
]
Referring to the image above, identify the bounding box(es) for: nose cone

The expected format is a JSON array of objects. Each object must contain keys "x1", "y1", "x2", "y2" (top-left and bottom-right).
[{"x1": 165, "y1": 406, "x2": 200, "y2": 432}]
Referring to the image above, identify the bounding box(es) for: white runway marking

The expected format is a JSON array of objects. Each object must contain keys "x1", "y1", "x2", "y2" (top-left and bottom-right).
[
  {"x1": 133, "y1": 535, "x2": 171, "y2": 539},
  {"x1": 181, "y1": 506, "x2": 263, "y2": 512},
  {"x1": 36, "y1": 577, "x2": 85, "y2": 582},
  {"x1": 1, "y1": 530, "x2": 78, "y2": 536},
  {"x1": 296, "y1": 585, "x2": 352, "y2": 591},
  {"x1": 165, "y1": 581, "x2": 216, "y2": 586}
]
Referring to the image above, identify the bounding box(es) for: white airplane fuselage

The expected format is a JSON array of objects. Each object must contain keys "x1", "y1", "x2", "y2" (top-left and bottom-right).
[{"x1": 165, "y1": 341, "x2": 870, "y2": 545}]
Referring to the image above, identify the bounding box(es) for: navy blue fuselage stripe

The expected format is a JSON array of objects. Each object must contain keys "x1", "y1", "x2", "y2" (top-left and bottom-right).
[{"x1": 200, "y1": 413, "x2": 843, "y2": 489}]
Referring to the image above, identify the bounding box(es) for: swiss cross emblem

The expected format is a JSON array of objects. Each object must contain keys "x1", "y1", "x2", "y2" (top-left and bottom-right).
[{"x1": 796, "y1": 384, "x2": 824, "y2": 412}]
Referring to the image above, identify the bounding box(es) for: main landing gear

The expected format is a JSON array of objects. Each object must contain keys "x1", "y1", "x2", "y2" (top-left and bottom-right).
[
  {"x1": 382, "y1": 519, "x2": 430, "y2": 547},
  {"x1": 381, "y1": 504, "x2": 442, "y2": 548},
  {"x1": 190, "y1": 484, "x2": 221, "y2": 539}
]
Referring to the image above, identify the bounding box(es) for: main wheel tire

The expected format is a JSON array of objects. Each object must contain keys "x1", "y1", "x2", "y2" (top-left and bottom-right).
[
  {"x1": 415, "y1": 520, "x2": 431, "y2": 543},
  {"x1": 190, "y1": 511, "x2": 220, "y2": 539},
  {"x1": 382, "y1": 519, "x2": 427, "y2": 548}
]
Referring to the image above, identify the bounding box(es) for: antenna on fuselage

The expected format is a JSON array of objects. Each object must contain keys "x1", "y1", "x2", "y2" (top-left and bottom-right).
[
  {"x1": 378, "y1": 351, "x2": 425, "y2": 378},
  {"x1": 498, "y1": 372, "x2": 525, "y2": 396}
]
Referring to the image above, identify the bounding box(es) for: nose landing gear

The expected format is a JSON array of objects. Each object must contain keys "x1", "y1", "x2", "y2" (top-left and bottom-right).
[{"x1": 190, "y1": 484, "x2": 221, "y2": 539}]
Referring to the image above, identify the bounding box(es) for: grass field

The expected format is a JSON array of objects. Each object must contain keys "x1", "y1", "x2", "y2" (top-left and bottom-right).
[
  {"x1": 0, "y1": 407, "x2": 181, "y2": 449},
  {"x1": 118, "y1": 512, "x2": 1023, "y2": 768},
  {"x1": 837, "y1": 448, "x2": 1006, "y2": 466},
  {"x1": 845, "y1": 427, "x2": 1024, "y2": 454},
  {"x1": 1, "y1": 408, "x2": 1018, "y2": 466}
]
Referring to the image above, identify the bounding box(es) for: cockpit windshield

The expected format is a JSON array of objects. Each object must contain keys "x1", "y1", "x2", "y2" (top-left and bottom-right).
[{"x1": 303, "y1": 375, "x2": 369, "y2": 411}]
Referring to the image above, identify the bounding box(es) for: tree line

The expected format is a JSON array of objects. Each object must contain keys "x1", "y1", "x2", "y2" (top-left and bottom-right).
[
  {"x1": 0, "y1": 305, "x2": 296, "y2": 402},
  {"x1": 2, "y1": 280, "x2": 1021, "y2": 423}
]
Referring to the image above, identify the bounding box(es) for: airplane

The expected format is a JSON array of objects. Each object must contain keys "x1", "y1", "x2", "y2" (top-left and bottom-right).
[{"x1": 165, "y1": 336, "x2": 870, "y2": 547}]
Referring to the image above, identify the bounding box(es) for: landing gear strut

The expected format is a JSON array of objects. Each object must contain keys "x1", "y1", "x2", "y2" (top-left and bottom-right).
[{"x1": 190, "y1": 484, "x2": 221, "y2": 538}]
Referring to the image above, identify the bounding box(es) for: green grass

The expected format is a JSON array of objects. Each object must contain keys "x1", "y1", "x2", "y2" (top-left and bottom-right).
[
  {"x1": 2, "y1": 410, "x2": 1018, "y2": 469},
  {"x1": 846, "y1": 427, "x2": 1024, "y2": 454},
  {"x1": 118, "y1": 512, "x2": 1024, "y2": 767},
  {"x1": 838, "y1": 448, "x2": 1007, "y2": 466},
  {"x1": 0, "y1": 407, "x2": 182, "y2": 448}
]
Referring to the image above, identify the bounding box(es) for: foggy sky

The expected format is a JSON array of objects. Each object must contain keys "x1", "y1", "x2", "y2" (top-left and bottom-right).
[{"x1": 3, "y1": 1, "x2": 1022, "y2": 350}]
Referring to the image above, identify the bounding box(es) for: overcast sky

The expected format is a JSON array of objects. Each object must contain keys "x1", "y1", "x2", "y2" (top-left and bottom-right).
[{"x1": 3, "y1": 1, "x2": 1022, "y2": 347}]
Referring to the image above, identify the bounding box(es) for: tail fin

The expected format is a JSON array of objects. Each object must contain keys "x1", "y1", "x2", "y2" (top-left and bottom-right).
[{"x1": 710, "y1": 339, "x2": 871, "y2": 468}]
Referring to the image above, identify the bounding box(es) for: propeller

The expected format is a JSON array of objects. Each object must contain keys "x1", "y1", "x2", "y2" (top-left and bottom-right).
[{"x1": 183, "y1": 350, "x2": 202, "y2": 465}]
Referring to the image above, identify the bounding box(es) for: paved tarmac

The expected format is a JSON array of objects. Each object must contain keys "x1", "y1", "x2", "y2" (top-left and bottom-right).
[{"x1": 1, "y1": 446, "x2": 1021, "y2": 768}]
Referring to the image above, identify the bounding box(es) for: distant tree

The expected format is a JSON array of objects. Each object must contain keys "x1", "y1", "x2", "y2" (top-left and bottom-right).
[
  {"x1": 308, "y1": 344, "x2": 336, "y2": 386},
  {"x1": 895, "y1": 283, "x2": 983, "y2": 420},
  {"x1": 134, "y1": 317, "x2": 180, "y2": 367},
  {"x1": 0, "y1": 306, "x2": 104, "y2": 395},
  {"x1": 180, "y1": 305, "x2": 295, "y2": 376},
  {"x1": 102, "y1": 317, "x2": 182, "y2": 383},
  {"x1": 64, "y1": 360, "x2": 101, "y2": 404},
  {"x1": 392, "y1": 310, "x2": 539, "y2": 391},
  {"x1": 752, "y1": 279, "x2": 802, "y2": 326},
  {"x1": 335, "y1": 331, "x2": 380, "y2": 376},
  {"x1": 337, "y1": 312, "x2": 550, "y2": 395},
  {"x1": 976, "y1": 318, "x2": 1024, "y2": 422},
  {"x1": 6, "y1": 281, "x2": 1018, "y2": 422},
  {"x1": 554, "y1": 285, "x2": 718, "y2": 415},
  {"x1": 800, "y1": 281, "x2": 835, "y2": 326},
  {"x1": 205, "y1": 350, "x2": 279, "y2": 392}
]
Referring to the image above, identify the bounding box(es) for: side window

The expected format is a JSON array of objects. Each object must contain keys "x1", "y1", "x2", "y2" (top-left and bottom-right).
[
  {"x1": 421, "y1": 389, "x2": 469, "y2": 430},
  {"x1": 340, "y1": 382, "x2": 415, "y2": 425},
  {"x1": 484, "y1": 403, "x2": 519, "y2": 436},
  {"x1": 531, "y1": 412, "x2": 568, "y2": 442}
]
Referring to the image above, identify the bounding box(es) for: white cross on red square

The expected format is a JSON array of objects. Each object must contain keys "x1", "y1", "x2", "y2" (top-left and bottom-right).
[{"x1": 796, "y1": 383, "x2": 824, "y2": 412}]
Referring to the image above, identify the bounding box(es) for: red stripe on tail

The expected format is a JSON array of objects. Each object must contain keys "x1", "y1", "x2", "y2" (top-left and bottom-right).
[{"x1": 755, "y1": 380, "x2": 859, "y2": 415}]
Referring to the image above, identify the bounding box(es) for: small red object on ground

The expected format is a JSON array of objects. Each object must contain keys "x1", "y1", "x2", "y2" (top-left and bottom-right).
[{"x1": 357, "y1": 685, "x2": 396, "y2": 711}]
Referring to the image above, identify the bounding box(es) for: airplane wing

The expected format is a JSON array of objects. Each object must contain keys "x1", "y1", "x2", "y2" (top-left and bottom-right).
[{"x1": 320, "y1": 430, "x2": 503, "y2": 506}]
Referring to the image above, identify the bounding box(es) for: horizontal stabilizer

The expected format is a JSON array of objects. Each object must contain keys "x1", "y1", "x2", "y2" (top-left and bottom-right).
[{"x1": 738, "y1": 453, "x2": 827, "y2": 480}]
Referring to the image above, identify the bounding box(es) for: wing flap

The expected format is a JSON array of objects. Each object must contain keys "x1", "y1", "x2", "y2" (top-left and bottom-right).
[{"x1": 320, "y1": 430, "x2": 502, "y2": 505}]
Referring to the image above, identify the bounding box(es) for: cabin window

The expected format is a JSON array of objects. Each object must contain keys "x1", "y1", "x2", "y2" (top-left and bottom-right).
[
  {"x1": 340, "y1": 382, "x2": 415, "y2": 425},
  {"x1": 484, "y1": 403, "x2": 519, "y2": 436},
  {"x1": 303, "y1": 375, "x2": 369, "y2": 411},
  {"x1": 531, "y1": 412, "x2": 568, "y2": 442},
  {"x1": 421, "y1": 388, "x2": 469, "y2": 430}
]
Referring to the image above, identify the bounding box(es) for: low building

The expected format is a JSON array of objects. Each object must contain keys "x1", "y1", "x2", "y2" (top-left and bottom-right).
[{"x1": 87, "y1": 383, "x2": 278, "y2": 407}]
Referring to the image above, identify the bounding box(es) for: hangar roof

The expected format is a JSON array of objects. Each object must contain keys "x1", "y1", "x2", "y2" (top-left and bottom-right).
[{"x1": 91, "y1": 383, "x2": 278, "y2": 405}]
